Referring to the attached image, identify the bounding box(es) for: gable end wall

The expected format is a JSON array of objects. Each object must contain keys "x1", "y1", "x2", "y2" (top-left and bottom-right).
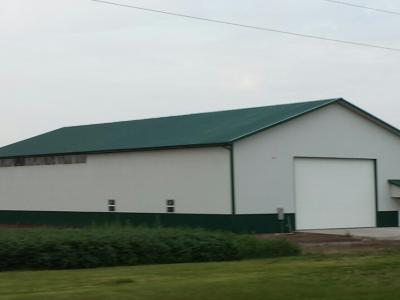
[{"x1": 233, "y1": 103, "x2": 400, "y2": 215}]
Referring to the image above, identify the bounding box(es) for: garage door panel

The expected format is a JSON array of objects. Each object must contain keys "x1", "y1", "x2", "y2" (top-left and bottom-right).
[{"x1": 294, "y1": 158, "x2": 376, "y2": 230}]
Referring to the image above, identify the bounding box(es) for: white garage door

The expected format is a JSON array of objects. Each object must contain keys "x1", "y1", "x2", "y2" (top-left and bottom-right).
[{"x1": 294, "y1": 158, "x2": 376, "y2": 230}]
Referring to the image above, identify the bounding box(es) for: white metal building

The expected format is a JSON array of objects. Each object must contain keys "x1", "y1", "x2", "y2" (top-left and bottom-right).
[{"x1": 0, "y1": 98, "x2": 399, "y2": 232}]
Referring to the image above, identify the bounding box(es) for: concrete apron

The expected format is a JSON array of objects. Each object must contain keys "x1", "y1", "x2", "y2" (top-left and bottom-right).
[{"x1": 300, "y1": 227, "x2": 400, "y2": 241}]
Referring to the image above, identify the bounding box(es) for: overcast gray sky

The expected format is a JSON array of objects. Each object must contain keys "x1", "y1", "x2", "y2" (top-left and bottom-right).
[{"x1": 1, "y1": 0, "x2": 399, "y2": 147}]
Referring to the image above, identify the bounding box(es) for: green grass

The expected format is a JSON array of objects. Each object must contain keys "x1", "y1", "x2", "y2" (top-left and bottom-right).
[{"x1": 0, "y1": 252, "x2": 400, "y2": 300}]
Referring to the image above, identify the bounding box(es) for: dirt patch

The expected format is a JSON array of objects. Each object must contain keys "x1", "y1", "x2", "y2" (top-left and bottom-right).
[
  {"x1": 257, "y1": 232, "x2": 400, "y2": 253},
  {"x1": 257, "y1": 232, "x2": 360, "y2": 243}
]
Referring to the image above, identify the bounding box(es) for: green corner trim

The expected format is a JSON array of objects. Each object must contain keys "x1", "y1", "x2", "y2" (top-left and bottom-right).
[
  {"x1": 0, "y1": 210, "x2": 295, "y2": 234},
  {"x1": 377, "y1": 211, "x2": 399, "y2": 227},
  {"x1": 229, "y1": 144, "x2": 236, "y2": 215}
]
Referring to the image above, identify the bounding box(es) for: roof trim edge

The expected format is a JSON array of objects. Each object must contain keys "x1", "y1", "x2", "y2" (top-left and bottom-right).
[
  {"x1": 229, "y1": 98, "x2": 341, "y2": 142},
  {"x1": 337, "y1": 99, "x2": 400, "y2": 138},
  {"x1": 230, "y1": 98, "x2": 400, "y2": 143},
  {"x1": 0, "y1": 142, "x2": 231, "y2": 159}
]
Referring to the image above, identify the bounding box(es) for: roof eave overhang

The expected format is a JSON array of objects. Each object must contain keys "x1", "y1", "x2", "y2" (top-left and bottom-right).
[{"x1": 0, "y1": 142, "x2": 232, "y2": 159}]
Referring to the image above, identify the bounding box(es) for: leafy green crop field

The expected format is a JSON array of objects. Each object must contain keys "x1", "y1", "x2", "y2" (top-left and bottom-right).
[
  {"x1": 1, "y1": 252, "x2": 400, "y2": 300},
  {"x1": 0, "y1": 227, "x2": 299, "y2": 270}
]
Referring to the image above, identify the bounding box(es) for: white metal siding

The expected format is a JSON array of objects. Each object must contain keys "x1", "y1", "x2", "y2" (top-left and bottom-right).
[
  {"x1": 234, "y1": 103, "x2": 400, "y2": 215},
  {"x1": 0, "y1": 147, "x2": 231, "y2": 214},
  {"x1": 294, "y1": 158, "x2": 376, "y2": 230}
]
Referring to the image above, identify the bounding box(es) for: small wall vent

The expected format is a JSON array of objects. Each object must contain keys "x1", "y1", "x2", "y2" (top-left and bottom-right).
[
  {"x1": 166, "y1": 199, "x2": 175, "y2": 213},
  {"x1": 108, "y1": 199, "x2": 116, "y2": 212}
]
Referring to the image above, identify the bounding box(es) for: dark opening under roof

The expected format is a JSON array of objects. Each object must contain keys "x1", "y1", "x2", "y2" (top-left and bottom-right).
[{"x1": 0, "y1": 98, "x2": 377, "y2": 158}]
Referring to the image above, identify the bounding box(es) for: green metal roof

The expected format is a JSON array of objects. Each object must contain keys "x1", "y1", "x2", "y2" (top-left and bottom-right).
[
  {"x1": 389, "y1": 180, "x2": 400, "y2": 188},
  {"x1": 0, "y1": 98, "x2": 342, "y2": 158}
]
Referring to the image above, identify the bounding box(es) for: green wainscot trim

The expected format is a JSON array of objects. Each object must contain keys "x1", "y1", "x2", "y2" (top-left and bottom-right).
[
  {"x1": 232, "y1": 213, "x2": 295, "y2": 234},
  {"x1": 377, "y1": 211, "x2": 399, "y2": 227},
  {"x1": 0, "y1": 210, "x2": 296, "y2": 234}
]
